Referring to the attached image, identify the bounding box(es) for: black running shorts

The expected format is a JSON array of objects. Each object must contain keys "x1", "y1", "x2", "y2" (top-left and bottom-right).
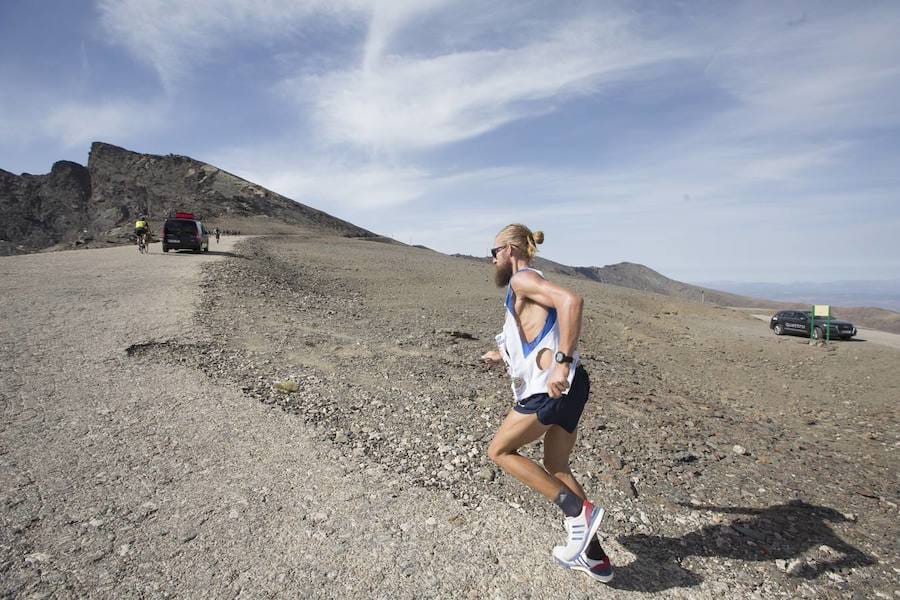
[{"x1": 513, "y1": 365, "x2": 589, "y2": 433}]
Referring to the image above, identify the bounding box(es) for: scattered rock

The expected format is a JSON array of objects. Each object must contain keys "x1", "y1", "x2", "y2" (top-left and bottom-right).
[
  {"x1": 786, "y1": 558, "x2": 805, "y2": 576},
  {"x1": 274, "y1": 380, "x2": 300, "y2": 393},
  {"x1": 179, "y1": 529, "x2": 199, "y2": 543},
  {"x1": 674, "y1": 450, "x2": 699, "y2": 463},
  {"x1": 616, "y1": 474, "x2": 638, "y2": 498},
  {"x1": 597, "y1": 449, "x2": 624, "y2": 470},
  {"x1": 24, "y1": 552, "x2": 50, "y2": 565},
  {"x1": 478, "y1": 468, "x2": 495, "y2": 482},
  {"x1": 135, "y1": 501, "x2": 159, "y2": 519},
  {"x1": 439, "y1": 330, "x2": 479, "y2": 340}
]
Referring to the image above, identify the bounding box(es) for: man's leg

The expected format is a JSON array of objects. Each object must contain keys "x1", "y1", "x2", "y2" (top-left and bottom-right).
[
  {"x1": 542, "y1": 425, "x2": 586, "y2": 500},
  {"x1": 487, "y1": 410, "x2": 563, "y2": 501},
  {"x1": 544, "y1": 424, "x2": 610, "y2": 564}
]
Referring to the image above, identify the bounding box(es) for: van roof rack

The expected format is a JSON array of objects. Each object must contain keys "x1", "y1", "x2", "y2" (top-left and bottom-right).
[{"x1": 168, "y1": 210, "x2": 201, "y2": 220}]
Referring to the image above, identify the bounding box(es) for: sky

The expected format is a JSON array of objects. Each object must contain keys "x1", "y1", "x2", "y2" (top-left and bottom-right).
[{"x1": 2, "y1": 0, "x2": 899, "y2": 283}]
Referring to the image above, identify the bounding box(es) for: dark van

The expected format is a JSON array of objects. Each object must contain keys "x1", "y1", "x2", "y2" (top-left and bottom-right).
[{"x1": 161, "y1": 212, "x2": 209, "y2": 253}]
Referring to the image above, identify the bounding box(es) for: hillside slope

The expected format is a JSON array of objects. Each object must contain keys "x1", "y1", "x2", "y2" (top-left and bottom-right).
[
  {"x1": 0, "y1": 142, "x2": 378, "y2": 254},
  {"x1": 453, "y1": 253, "x2": 900, "y2": 333}
]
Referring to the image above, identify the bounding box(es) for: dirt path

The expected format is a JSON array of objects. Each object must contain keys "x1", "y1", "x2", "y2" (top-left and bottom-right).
[
  {"x1": 750, "y1": 313, "x2": 900, "y2": 351},
  {"x1": 2, "y1": 236, "x2": 894, "y2": 599},
  {"x1": 0, "y1": 239, "x2": 629, "y2": 599}
]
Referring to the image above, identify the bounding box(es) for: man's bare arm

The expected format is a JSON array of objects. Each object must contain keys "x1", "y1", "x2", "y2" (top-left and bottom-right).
[{"x1": 510, "y1": 271, "x2": 583, "y2": 354}]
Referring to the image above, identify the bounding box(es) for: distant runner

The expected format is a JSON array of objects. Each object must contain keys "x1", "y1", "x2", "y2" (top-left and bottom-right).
[
  {"x1": 214, "y1": 227, "x2": 221, "y2": 244},
  {"x1": 482, "y1": 223, "x2": 612, "y2": 582}
]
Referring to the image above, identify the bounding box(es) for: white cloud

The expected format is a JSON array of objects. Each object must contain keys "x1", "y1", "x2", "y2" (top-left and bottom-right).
[
  {"x1": 361, "y1": 0, "x2": 452, "y2": 71},
  {"x1": 732, "y1": 144, "x2": 847, "y2": 182},
  {"x1": 96, "y1": 0, "x2": 370, "y2": 87},
  {"x1": 257, "y1": 161, "x2": 430, "y2": 209},
  {"x1": 42, "y1": 100, "x2": 166, "y2": 147},
  {"x1": 214, "y1": 145, "x2": 521, "y2": 211},
  {"x1": 299, "y1": 17, "x2": 691, "y2": 152},
  {"x1": 702, "y1": 8, "x2": 900, "y2": 137}
]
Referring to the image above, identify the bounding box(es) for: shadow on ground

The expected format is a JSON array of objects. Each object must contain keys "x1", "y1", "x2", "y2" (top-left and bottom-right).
[
  {"x1": 158, "y1": 250, "x2": 244, "y2": 258},
  {"x1": 610, "y1": 500, "x2": 876, "y2": 593}
]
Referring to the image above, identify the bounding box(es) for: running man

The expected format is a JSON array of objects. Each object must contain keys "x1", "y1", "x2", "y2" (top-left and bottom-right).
[
  {"x1": 214, "y1": 227, "x2": 221, "y2": 244},
  {"x1": 482, "y1": 223, "x2": 613, "y2": 582}
]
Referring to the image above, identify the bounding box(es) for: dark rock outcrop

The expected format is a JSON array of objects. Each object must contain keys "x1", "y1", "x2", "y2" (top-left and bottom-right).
[{"x1": 0, "y1": 161, "x2": 93, "y2": 254}]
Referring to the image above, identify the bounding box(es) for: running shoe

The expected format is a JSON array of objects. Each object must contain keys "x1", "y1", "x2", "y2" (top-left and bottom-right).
[
  {"x1": 552, "y1": 541, "x2": 614, "y2": 583},
  {"x1": 556, "y1": 500, "x2": 604, "y2": 562}
]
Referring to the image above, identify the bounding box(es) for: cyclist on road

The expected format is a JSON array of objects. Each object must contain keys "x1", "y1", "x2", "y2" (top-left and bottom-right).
[{"x1": 134, "y1": 215, "x2": 150, "y2": 249}]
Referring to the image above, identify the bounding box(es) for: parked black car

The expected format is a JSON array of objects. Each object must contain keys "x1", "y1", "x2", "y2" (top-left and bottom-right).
[
  {"x1": 161, "y1": 212, "x2": 209, "y2": 253},
  {"x1": 769, "y1": 310, "x2": 857, "y2": 340}
]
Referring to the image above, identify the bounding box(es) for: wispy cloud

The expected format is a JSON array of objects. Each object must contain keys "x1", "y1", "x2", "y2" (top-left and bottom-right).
[
  {"x1": 96, "y1": 0, "x2": 369, "y2": 88},
  {"x1": 213, "y1": 144, "x2": 521, "y2": 211},
  {"x1": 42, "y1": 99, "x2": 166, "y2": 147},
  {"x1": 299, "y1": 17, "x2": 691, "y2": 152},
  {"x1": 697, "y1": 7, "x2": 900, "y2": 140}
]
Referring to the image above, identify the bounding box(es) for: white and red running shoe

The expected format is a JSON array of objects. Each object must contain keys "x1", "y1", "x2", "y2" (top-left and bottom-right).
[
  {"x1": 556, "y1": 500, "x2": 605, "y2": 562},
  {"x1": 552, "y1": 541, "x2": 614, "y2": 583}
]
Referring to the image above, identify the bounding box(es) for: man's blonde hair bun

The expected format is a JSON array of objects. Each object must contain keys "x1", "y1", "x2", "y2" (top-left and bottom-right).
[{"x1": 496, "y1": 223, "x2": 544, "y2": 259}]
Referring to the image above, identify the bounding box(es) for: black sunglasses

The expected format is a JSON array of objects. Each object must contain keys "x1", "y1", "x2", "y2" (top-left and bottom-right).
[{"x1": 490, "y1": 245, "x2": 508, "y2": 258}]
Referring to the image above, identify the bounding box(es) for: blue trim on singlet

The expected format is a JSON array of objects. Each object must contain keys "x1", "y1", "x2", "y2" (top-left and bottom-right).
[
  {"x1": 522, "y1": 308, "x2": 557, "y2": 356},
  {"x1": 505, "y1": 268, "x2": 558, "y2": 357}
]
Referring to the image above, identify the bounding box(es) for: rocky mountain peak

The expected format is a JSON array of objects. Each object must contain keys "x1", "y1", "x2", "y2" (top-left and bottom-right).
[{"x1": 1, "y1": 141, "x2": 378, "y2": 255}]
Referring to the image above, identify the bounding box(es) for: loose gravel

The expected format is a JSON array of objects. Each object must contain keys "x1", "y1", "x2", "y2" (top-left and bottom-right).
[{"x1": 2, "y1": 234, "x2": 898, "y2": 598}]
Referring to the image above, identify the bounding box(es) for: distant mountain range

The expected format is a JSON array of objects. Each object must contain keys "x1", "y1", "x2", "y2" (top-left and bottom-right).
[{"x1": 695, "y1": 280, "x2": 900, "y2": 312}]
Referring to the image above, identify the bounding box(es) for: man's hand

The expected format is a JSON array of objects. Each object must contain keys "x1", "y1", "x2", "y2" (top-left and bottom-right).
[
  {"x1": 547, "y1": 363, "x2": 570, "y2": 398},
  {"x1": 481, "y1": 350, "x2": 502, "y2": 367}
]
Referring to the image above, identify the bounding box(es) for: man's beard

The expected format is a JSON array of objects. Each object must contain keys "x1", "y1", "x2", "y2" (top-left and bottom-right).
[{"x1": 494, "y1": 262, "x2": 513, "y2": 287}]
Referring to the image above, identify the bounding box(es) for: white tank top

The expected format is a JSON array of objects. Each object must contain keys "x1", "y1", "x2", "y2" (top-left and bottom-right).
[{"x1": 495, "y1": 268, "x2": 580, "y2": 401}]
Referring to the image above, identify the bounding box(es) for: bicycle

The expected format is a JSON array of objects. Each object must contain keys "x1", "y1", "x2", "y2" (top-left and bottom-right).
[{"x1": 137, "y1": 231, "x2": 148, "y2": 254}]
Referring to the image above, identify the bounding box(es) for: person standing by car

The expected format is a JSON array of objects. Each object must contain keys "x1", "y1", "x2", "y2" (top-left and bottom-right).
[{"x1": 481, "y1": 223, "x2": 613, "y2": 582}]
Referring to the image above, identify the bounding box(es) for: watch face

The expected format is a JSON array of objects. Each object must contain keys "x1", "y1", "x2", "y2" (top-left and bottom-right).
[{"x1": 555, "y1": 351, "x2": 572, "y2": 363}]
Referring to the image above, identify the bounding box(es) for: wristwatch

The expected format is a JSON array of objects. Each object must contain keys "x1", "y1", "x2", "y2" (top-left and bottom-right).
[{"x1": 554, "y1": 351, "x2": 573, "y2": 364}]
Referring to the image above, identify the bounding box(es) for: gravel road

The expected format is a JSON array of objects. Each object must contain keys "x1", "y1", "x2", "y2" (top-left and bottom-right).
[
  {"x1": 2, "y1": 236, "x2": 896, "y2": 599},
  {"x1": 0, "y1": 239, "x2": 623, "y2": 599}
]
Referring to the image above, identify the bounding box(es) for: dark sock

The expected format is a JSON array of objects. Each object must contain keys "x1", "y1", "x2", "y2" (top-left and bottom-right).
[
  {"x1": 586, "y1": 536, "x2": 607, "y2": 560},
  {"x1": 553, "y1": 488, "x2": 583, "y2": 518}
]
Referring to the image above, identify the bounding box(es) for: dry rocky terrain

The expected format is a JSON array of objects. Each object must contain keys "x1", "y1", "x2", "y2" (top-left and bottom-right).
[{"x1": 2, "y1": 233, "x2": 898, "y2": 599}]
